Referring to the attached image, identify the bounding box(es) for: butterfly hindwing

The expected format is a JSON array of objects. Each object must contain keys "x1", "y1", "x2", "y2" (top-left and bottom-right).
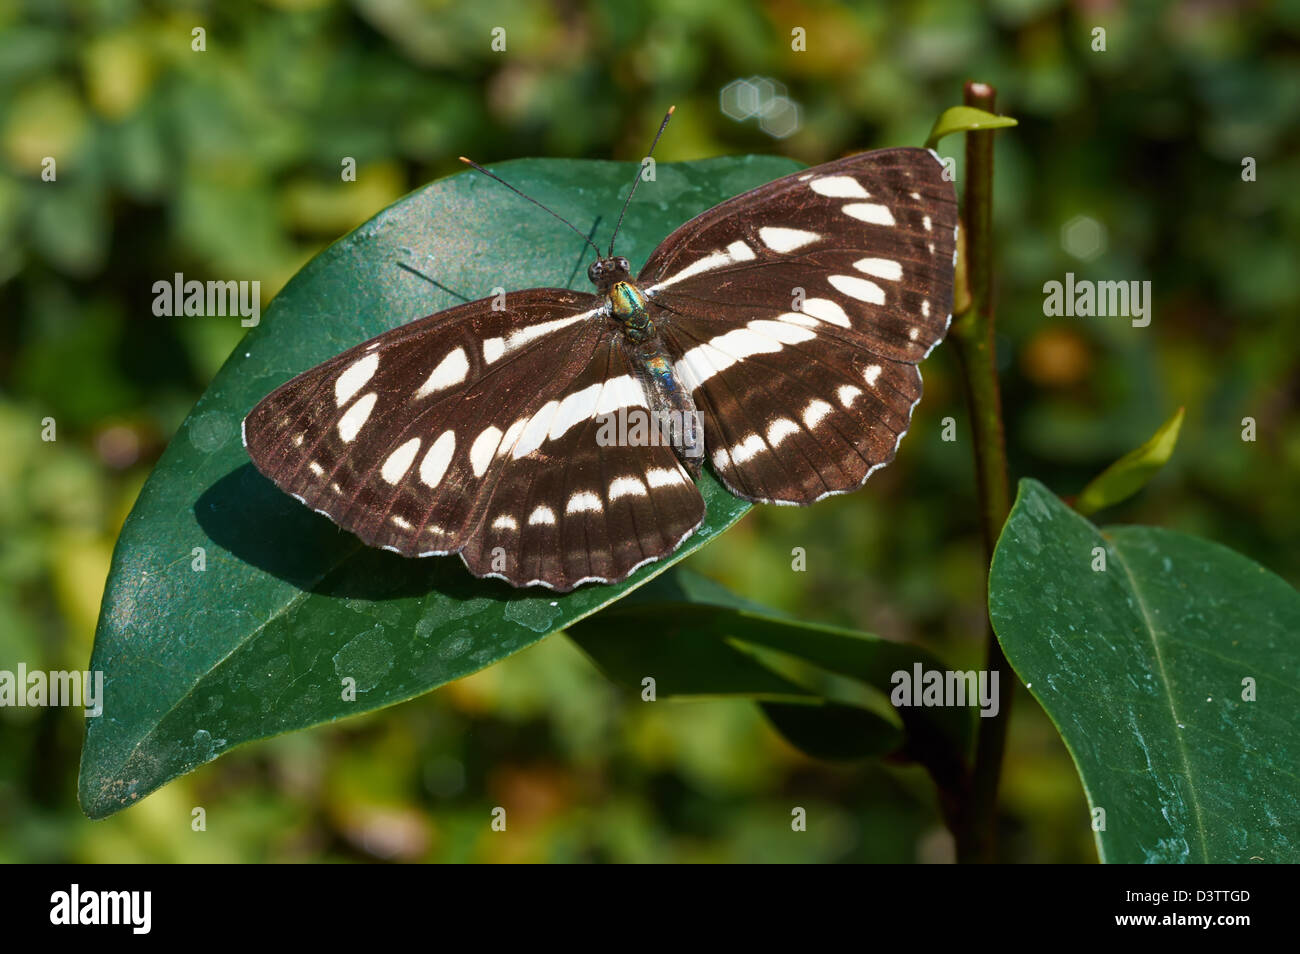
[
  {"x1": 639, "y1": 147, "x2": 958, "y2": 504},
  {"x1": 459, "y1": 337, "x2": 704, "y2": 587},
  {"x1": 662, "y1": 318, "x2": 923, "y2": 503}
]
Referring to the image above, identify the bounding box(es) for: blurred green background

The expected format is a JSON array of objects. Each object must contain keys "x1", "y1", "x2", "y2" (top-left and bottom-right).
[{"x1": 2, "y1": 0, "x2": 1297, "y2": 862}]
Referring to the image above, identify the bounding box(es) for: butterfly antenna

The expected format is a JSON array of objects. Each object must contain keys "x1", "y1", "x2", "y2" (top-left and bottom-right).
[
  {"x1": 458, "y1": 157, "x2": 602, "y2": 259},
  {"x1": 608, "y1": 105, "x2": 675, "y2": 257}
]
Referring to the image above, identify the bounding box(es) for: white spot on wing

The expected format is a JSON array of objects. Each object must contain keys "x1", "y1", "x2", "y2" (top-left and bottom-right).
[
  {"x1": 528, "y1": 505, "x2": 556, "y2": 526},
  {"x1": 778, "y1": 311, "x2": 820, "y2": 329},
  {"x1": 337, "y1": 392, "x2": 377, "y2": 442},
  {"x1": 651, "y1": 251, "x2": 730, "y2": 290},
  {"x1": 810, "y1": 175, "x2": 869, "y2": 198},
  {"x1": 716, "y1": 327, "x2": 786, "y2": 358},
  {"x1": 828, "y1": 274, "x2": 886, "y2": 305},
  {"x1": 838, "y1": 385, "x2": 862, "y2": 407},
  {"x1": 800, "y1": 298, "x2": 850, "y2": 328},
  {"x1": 496, "y1": 417, "x2": 529, "y2": 457},
  {"x1": 864, "y1": 365, "x2": 882, "y2": 386},
  {"x1": 512, "y1": 400, "x2": 559, "y2": 458},
  {"x1": 596, "y1": 374, "x2": 648, "y2": 414},
  {"x1": 649, "y1": 239, "x2": 759, "y2": 292},
  {"x1": 646, "y1": 467, "x2": 682, "y2": 488},
  {"x1": 416, "y1": 347, "x2": 469, "y2": 397},
  {"x1": 681, "y1": 326, "x2": 792, "y2": 388},
  {"x1": 470, "y1": 426, "x2": 503, "y2": 477},
  {"x1": 844, "y1": 203, "x2": 896, "y2": 226},
  {"x1": 758, "y1": 226, "x2": 819, "y2": 253},
  {"x1": 766, "y1": 418, "x2": 799, "y2": 447},
  {"x1": 676, "y1": 326, "x2": 787, "y2": 388},
  {"x1": 672, "y1": 343, "x2": 719, "y2": 391},
  {"x1": 391, "y1": 515, "x2": 412, "y2": 530},
  {"x1": 381, "y1": 437, "x2": 422, "y2": 484},
  {"x1": 853, "y1": 257, "x2": 903, "y2": 281},
  {"x1": 420, "y1": 430, "x2": 455, "y2": 487},
  {"x1": 608, "y1": 476, "x2": 648, "y2": 500},
  {"x1": 566, "y1": 491, "x2": 602, "y2": 514},
  {"x1": 549, "y1": 383, "x2": 603, "y2": 440},
  {"x1": 483, "y1": 338, "x2": 505, "y2": 363},
  {"x1": 500, "y1": 309, "x2": 599, "y2": 357},
  {"x1": 747, "y1": 318, "x2": 816, "y2": 345},
  {"x1": 803, "y1": 399, "x2": 833, "y2": 429},
  {"x1": 492, "y1": 514, "x2": 518, "y2": 531},
  {"x1": 726, "y1": 240, "x2": 756, "y2": 261},
  {"x1": 729, "y1": 434, "x2": 766, "y2": 464},
  {"x1": 309, "y1": 462, "x2": 324, "y2": 477},
  {"x1": 335, "y1": 353, "x2": 379, "y2": 407}
]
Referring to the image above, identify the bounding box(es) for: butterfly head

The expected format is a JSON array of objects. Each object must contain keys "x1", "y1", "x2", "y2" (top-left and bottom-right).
[{"x1": 587, "y1": 256, "x2": 631, "y2": 291}]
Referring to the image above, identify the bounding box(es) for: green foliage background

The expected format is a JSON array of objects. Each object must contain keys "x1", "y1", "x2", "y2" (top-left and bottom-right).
[{"x1": 1, "y1": 0, "x2": 1297, "y2": 862}]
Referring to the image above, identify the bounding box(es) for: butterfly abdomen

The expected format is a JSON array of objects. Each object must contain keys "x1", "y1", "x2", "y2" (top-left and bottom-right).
[
  {"x1": 629, "y1": 336, "x2": 705, "y2": 475},
  {"x1": 606, "y1": 277, "x2": 704, "y2": 469}
]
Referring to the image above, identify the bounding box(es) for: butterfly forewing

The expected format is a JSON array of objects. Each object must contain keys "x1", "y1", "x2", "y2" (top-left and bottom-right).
[
  {"x1": 639, "y1": 147, "x2": 958, "y2": 504},
  {"x1": 246, "y1": 292, "x2": 590, "y2": 546}
]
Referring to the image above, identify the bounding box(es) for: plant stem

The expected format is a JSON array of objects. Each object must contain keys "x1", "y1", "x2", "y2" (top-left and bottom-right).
[{"x1": 949, "y1": 81, "x2": 1014, "y2": 863}]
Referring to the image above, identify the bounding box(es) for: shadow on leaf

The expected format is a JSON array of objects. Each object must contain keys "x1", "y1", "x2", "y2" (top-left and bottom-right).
[{"x1": 195, "y1": 464, "x2": 518, "y2": 603}]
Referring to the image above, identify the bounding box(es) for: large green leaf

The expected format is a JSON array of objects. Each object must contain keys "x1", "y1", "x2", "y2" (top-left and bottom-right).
[
  {"x1": 990, "y1": 479, "x2": 1300, "y2": 863},
  {"x1": 79, "y1": 156, "x2": 801, "y2": 819},
  {"x1": 565, "y1": 618, "x2": 820, "y2": 702},
  {"x1": 759, "y1": 701, "x2": 904, "y2": 761}
]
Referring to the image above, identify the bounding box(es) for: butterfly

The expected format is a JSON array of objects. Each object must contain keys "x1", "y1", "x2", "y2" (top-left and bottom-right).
[{"x1": 243, "y1": 112, "x2": 958, "y2": 591}]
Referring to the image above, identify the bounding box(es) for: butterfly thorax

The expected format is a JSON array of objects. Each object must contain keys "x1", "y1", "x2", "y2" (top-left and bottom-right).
[
  {"x1": 609, "y1": 280, "x2": 655, "y2": 342},
  {"x1": 590, "y1": 256, "x2": 656, "y2": 343}
]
